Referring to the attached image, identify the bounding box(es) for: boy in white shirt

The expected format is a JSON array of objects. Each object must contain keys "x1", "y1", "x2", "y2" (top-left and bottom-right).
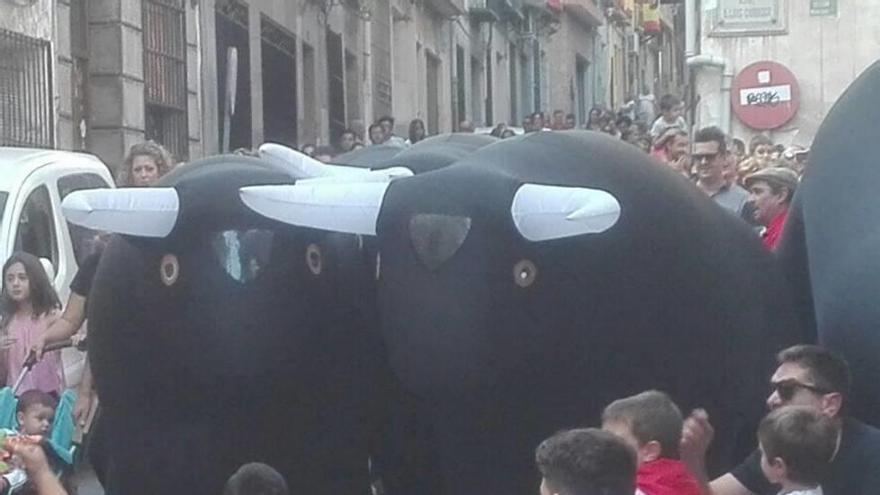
[{"x1": 758, "y1": 405, "x2": 837, "y2": 495}]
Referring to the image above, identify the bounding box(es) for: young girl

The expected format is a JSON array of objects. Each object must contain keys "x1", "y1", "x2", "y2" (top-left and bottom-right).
[{"x1": 0, "y1": 253, "x2": 62, "y2": 394}]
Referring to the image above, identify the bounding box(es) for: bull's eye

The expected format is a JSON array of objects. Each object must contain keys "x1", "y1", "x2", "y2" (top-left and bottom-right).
[
  {"x1": 160, "y1": 254, "x2": 179, "y2": 286},
  {"x1": 306, "y1": 243, "x2": 323, "y2": 276},
  {"x1": 513, "y1": 259, "x2": 537, "y2": 288}
]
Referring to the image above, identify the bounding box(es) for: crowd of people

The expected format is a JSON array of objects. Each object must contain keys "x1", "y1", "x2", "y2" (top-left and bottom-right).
[
  {"x1": 297, "y1": 93, "x2": 807, "y2": 252},
  {"x1": 537, "y1": 345, "x2": 880, "y2": 495}
]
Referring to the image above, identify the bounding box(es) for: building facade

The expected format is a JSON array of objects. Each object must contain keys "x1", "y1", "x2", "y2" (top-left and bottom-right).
[
  {"x1": 692, "y1": 0, "x2": 880, "y2": 146},
  {"x1": 1, "y1": 0, "x2": 686, "y2": 172}
]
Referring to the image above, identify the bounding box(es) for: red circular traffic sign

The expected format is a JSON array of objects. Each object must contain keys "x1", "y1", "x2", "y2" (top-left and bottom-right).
[{"x1": 731, "y1": 61, "x2": 800, "y2": 130}]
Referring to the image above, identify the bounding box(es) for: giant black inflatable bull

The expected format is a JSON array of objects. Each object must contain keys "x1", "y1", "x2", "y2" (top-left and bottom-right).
[
  {"x1": 61, "y1": 155, "x2": 388, "y2": 494},
  {"x1": 777, "y1": 60, "x2": 880, "y2": 426},
  {"x1": 243, "y1": 131, "x2": 802, "y2": 495}
]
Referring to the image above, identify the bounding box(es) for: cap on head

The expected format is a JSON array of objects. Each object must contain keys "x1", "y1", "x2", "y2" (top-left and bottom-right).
[{"x1": 744, "y1": 167, "x2": 799, "y2": 193}]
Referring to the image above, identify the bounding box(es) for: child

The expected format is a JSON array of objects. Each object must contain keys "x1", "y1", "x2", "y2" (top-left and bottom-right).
[
  {"x1": 650, "y1": 95, "x2": 688, "y2": 139},
  {"x1": 535, "y1": 428, "x2": 636, "y2": 495},
  {"x1": 15, "y1": 390, "x2": 56, "y2": 438},
  {"x1": 0, "y1": 390, "x2": 59, "y2": 493},
  {"x1": 602, "y1": 390, "x2": 701, "y2": 495},
  {"x1": 1, "y1": 253, "x2": 62, "y2": 394},
  {"x1": 758, "y1": 405, "x2": 837, "y2": 495}
]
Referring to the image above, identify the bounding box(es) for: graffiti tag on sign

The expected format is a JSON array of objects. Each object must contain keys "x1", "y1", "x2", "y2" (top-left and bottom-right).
[
  {"x1": 746, "y1": 91, "x2": 780, "y2": 106},
  {"x1": 739, "y1": 84, "x2": 792, "y2": 107}
]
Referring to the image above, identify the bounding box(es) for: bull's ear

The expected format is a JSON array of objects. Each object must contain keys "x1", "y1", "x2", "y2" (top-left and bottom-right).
[
  {"x1": 61, "y1": 188, "x2": 180, "y2": 238},
  {"x1": 259, "y1": 143, "x2": 413, "y2": 179},
  {"x1": 240, "y1": 182, "x2": 391, "y2": 236},
  {"x1": 511, "y1": 183, "x2": 620, "y2": 241}
]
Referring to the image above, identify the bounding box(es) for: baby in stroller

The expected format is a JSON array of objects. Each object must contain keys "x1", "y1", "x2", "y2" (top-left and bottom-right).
[{"x1": 0, "y1": 390, "x2": 68, "y2": 494}]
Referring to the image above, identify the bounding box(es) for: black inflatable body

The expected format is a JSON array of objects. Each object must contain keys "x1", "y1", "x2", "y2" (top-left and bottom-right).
[
  {"x1": 390, "y1": 134, "x2": 499, "y2": 174},
  {"x1": 83, "y1": 156, "x2": 385, "y2": 494},
  {"x1": 243, "y1": 131, "x2": 802, "y2": 494},
  {"x1": 777, "y1": 60, "x2": 880, "y2": 426},
  {"x1": 332, "y1": 143, "x2": 404, "y2": 167},
  {"x1": 332, "y1": 133, "x2": 498, "y2": 173}
]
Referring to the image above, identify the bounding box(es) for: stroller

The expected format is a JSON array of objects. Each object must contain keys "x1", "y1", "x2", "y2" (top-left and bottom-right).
[{"x1": 0, "y1": 340, "x2": 80, "y2": 493}]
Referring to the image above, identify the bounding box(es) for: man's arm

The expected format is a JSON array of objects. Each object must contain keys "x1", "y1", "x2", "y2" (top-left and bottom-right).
[
  {"x1": 709, "y1": 474, "x2": 756, "y2": 495},
  {"x1": 681, "y1": 410, "x2": 757, "y2": 495},
  {"x1": 34, "y1": 293, "x2": 87, "y2": 358}
]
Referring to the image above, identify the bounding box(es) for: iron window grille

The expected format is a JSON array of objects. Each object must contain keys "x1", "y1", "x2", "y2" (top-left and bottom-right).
[
  {"x1": 0, "y1": 29, "x2": 54, "y2": 148},
  {"x1": 143, "y1": 0, "x2": 189, "y2": 160}
]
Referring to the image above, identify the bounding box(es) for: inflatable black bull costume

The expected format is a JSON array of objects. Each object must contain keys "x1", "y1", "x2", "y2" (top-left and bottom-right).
[
  {"x1": 243, "y1": 131, "x2": 802, "y2": 495},
  {"x1": 61, "y1": 156, "x2": 388, "y2": 494},
  {"x1": 778, "y1": 60, "x2": 880, "y2": 427},
  {"x1": 59, "y1": 136, "x2": 497, "y2": 494}
]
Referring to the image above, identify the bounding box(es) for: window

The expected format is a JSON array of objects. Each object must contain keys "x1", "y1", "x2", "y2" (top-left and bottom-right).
[
  {"x1": 326, "y1": 29, "x2": 346, "y2": 143},
  {"x1": 426, "y1": 52, "x2": 440, "y2": 135},
  {"x1": 71, "y1": 0, "x2": 90, "y2": 150},
  {"x1": 261, "y1": 17, "x2": 297, "y2": 148},
  {"x1": 0, "y1": 29, "x2": 54, "y2": 148},
  {"x1": 371, "y1": 0, "x2": 393, "y2": 119},
  {"x1": 0, "y1": 192, "x2": 8, "y2": 228},
  {"x1": 143, "y1": 0, "x2": 189, "y2": 160},
  {"x1": 57, "y1": 174, "x2": 111, "y2": 264},
  {"x1": 14, "y1": 186, "x2": 58, "y2": 268}
]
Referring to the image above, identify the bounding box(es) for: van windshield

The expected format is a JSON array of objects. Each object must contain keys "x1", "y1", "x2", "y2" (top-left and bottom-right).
[{"x1": 0, "y1": 192, "x2": 7, "y2": 227}]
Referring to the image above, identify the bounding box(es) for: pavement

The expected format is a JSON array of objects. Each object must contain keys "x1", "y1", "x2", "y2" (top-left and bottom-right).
[{"x1": 69, "y1": 462, "x2": 103, "y2": 495}]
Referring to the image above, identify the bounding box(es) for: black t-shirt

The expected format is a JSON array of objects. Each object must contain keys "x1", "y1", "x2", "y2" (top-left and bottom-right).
[
  {"x1": 70, "y1": 252, "x2": 101, "y2": 298},
  {"x1": 731, "y1": 418, "x2": 880, "y2": 495}
]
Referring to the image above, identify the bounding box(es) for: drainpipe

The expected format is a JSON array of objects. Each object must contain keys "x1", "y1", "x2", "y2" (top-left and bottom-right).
[
  {"x1": 684, "y1": 0, "x2": 732, "y2": 135},
  {"x1": 684, "y1": 0, "x2": 696, "y2": 60},
  {"x1": 687, "y1": 55, "x2": 733, "y2": 135}
]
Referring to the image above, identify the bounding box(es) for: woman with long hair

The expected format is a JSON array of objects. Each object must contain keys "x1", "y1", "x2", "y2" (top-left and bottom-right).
[{"x1": 1, "y1": 252, "x2": 62, "y2": 393}]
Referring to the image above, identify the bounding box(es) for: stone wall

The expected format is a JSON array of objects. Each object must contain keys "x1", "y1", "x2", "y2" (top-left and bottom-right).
[{"x1": 695, "y1": 0, "x2": 880, "y2": 146}]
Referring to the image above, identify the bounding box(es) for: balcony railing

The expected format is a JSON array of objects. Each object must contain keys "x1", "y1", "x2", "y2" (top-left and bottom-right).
[
  {"x1": 563, "y1": 0, "x2": 604, "y2": 25},
  {"x1": 426, "y1": 0, "x2": 466, "y2": 16}
]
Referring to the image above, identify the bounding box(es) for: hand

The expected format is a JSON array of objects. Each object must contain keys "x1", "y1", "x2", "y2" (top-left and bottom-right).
[
  {"x1": 2, "y1": 440, "x2": 67, "y2": 495},
  {"x1": 681, "y1": 409, "x2": 714, "y2": 476},
  {"x1": 72, "y1": 391, "x2": 94, "y2": 428},
  {"x1": 674, "y1": 155, "x2": 692, "y2": 174},
  {"x1": 70, "y1": 333, "x2": 86, "y2": 348},
  {"x1": 0, "y1": 336, "x2": 16, "y2": 351},
  {"x1": 31, "y1": 334, "x2": 47, "y2": 359},
  {"x1": 3, "y1": 439, "x2": 49, "y2": 476}
]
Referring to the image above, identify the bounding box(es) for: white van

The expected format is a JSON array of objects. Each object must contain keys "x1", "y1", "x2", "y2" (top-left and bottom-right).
[{"x1": 0, "y1": 148, "x2": 115, "y2": 300}]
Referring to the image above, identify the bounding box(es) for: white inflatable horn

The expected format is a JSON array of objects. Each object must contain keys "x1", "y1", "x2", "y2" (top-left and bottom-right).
[
  {"x1": 258, "y1": 143, "x2": 412, "y2": 179},
  {"x1": 240, "y1": 182, "x2": 391, "y2": 236},
  {"x1": 62, "y1": 188, "x2": 180, "y2": 238},
  {"x1": 510, "y1": 184, "x2": 621, "y2": 241}
]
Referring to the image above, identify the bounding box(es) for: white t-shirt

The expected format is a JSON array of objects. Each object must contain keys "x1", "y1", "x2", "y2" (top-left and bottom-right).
[{"x1": 779, "y1": 486, "x2": 823, "y2": 495}]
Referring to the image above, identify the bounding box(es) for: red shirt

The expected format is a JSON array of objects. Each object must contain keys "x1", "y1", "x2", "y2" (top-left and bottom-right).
[
  {"x1": 637, "y1": 458, "x2": 702, "y2": 495},
  {"x1": 762, "y1": 208, "x2": 789, "y2": 251}
]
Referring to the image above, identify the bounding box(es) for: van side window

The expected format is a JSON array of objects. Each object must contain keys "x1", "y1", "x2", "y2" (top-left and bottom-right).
[
  {"x1": 14, "y1": 186, "x2": 58, "y2": 268},
  {"x1": 56, "y1": 173, "x2": 111, "y2": 265}
]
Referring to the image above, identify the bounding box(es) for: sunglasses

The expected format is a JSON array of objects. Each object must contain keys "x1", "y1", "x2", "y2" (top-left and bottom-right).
[
  {"x1": 692, "y1": 152, "x2": 720, "y2": 162},
  {"x1": 771, "y1": 379, "x2": 833, "y2": 401}
]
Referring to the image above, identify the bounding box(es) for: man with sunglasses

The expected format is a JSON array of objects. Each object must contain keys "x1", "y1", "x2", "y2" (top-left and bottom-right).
[
  {"x1": 692, "y1": 126, "x2": 749, "y2": 218},
  {"x1": 681, "y1": 345, "x2": 880, "y2": 495}
]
